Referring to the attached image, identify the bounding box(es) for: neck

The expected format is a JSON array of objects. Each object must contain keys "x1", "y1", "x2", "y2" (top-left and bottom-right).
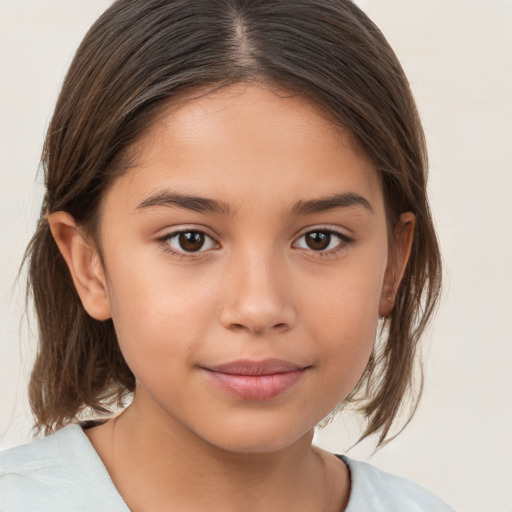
[{"x1": 85, "y1": 390, "x2": 349, "y2": 512}]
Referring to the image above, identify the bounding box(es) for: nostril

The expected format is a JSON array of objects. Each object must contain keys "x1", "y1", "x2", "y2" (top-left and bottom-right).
[
  {"x1": 219, "y1": 296, "x2": 297, "y2": 335},
  {"x1": 227, "y1": 321, "x2": 289, "y2": 334}
]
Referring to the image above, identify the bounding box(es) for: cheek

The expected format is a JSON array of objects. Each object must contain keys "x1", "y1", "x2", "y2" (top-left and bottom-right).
[
  {"x1": 302, "y1": 254, "x2": 384, "y2": 335},
  {"x1": 104, "y1": 256, "x2": 217, "y2": 377},
  {"x1": 299, "y1": 253, "x2": 385, "y2": 386}
]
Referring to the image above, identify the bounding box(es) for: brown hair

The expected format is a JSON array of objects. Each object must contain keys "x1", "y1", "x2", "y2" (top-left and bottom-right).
[{"x1": 25, "y1": 0, "x2": 441, "y2": 445}]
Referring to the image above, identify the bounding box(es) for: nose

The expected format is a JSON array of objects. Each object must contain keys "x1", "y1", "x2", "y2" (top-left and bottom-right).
[{"x1": 219, "y1": 247, "x2": 297, "y2": 335}]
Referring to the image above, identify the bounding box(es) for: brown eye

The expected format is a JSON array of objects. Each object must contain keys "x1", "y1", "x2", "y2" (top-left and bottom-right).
[
  {"x1": 304, "y1": 231, "x2": 331, "y2": 251},
  {"x1": 178, "y1": 232, "x2": 205, "y2": 252},
  {"x1": 165, "y1": 230, "x2": 217, "y2": 254},
  {"x1": 295, "y1": 230, "x2": 348, "y2": 253}
]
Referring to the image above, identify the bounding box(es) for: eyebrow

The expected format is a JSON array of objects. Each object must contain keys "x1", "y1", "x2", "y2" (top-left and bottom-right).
[
  {"x1": 137, "y1": 191, "x2": 233, "y2": 215},
  {"x1": 289, "y1": 192, "x2": 374, "y2": 215},
  {"x1": 136, "y1": 190, "x2": 373, "y2": 216}
]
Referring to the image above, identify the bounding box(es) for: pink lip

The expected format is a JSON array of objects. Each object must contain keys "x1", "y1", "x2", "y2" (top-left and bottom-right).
[{"x1": 202, "y1": 359, "x2": 309, "y2": 401}]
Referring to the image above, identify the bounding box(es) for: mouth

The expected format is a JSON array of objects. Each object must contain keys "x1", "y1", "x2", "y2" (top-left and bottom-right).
[{"x1": 201, "y1": 359, "x2": 310, "y2": 401}]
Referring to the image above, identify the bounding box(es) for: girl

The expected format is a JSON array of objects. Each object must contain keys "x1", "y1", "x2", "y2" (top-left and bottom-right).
[{"x1": 0, "y1": 0, "x2": 452, "y2": 510}]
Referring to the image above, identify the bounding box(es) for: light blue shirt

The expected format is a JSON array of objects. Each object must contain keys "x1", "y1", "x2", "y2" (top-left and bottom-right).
[{"x1": 0, "y1": 424, "x2": 454, "y2": 511}]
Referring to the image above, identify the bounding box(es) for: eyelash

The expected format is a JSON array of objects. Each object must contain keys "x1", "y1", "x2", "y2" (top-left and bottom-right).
[
  {"x1": 293, "y1": 229, "x2": 353, "y2": 257},
  {"x1": 157, "y1": 228, "x2": 352, "y2": 258},
  {"x1": 158, "y1": 229, "x2": 219, "y2": 258}
]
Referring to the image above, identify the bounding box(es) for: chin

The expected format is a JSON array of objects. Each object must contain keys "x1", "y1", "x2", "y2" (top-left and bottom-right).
[
  {"x1": 201, "y1": 416, "x2": 315, "y2": 455},
  {"x1": 213, "y1": 437, "x2": 300, "y2": 455}
]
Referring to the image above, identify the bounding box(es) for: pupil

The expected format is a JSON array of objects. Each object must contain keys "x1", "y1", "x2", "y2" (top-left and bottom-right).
[
  {"x1": 179, "y1": 232, "x2": 204, "y2": 252},
  {"x1": 306, "y1": 231, "x2": 330, "y2": 251}
]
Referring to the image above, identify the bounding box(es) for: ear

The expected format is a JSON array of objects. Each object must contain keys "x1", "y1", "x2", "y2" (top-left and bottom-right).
[
  {"x1": 379, "y1": 212, "x2": 416, "y2": 317},
  {"x1": 48, "y1": 211, "x2": 112, "y2": 321}
]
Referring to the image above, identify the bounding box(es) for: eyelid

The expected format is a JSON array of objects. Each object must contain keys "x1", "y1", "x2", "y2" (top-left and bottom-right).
[
  {"x1": 292, "y1": 226, "x2": 353, "y2": 253},
  {"x1": 157, "y1": 226, "x2": 220, "y2": 256},
  {"x1": 155, "y1": 224, "x2": 353, "y2": 258}
]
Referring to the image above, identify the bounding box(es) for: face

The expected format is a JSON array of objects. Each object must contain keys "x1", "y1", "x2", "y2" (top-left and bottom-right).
[{"x1": 72, "y1": 84, "x2": 406, "y2": 453}]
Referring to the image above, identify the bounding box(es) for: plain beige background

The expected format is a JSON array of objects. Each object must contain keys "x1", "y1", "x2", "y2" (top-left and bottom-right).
[{"x1": 0, "y1": 1, "x2": 511, "y2": 511}]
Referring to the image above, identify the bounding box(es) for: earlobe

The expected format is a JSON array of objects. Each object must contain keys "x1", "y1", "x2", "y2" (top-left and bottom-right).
[
  {"x1": 48, "y1": 212, "x2": 112, "y2": 321},
  {"x1": 379, "y1": 212, "x2": 416, "y2": 317}
]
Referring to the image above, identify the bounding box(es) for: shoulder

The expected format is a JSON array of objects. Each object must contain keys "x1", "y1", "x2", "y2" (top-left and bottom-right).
[
  {"x1": 0, "y1": 424, "x2": 128, "y2": 512},
  {"x1": 340, "y1": 455, "x2": 455, "y2": 512}
]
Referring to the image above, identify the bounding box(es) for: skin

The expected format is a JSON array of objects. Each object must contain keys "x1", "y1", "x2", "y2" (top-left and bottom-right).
[{"x1": 49, "y1": 84, "x2": 414, "y2": 512}]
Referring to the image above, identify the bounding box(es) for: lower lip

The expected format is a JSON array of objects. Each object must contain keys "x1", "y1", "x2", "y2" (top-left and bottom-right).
[{"x1": 203, "y1": 369, "x2": 306, "y2": 401}]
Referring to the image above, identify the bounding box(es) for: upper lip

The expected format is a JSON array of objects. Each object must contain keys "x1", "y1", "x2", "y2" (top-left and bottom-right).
[{"x1": 203, "y1": 359, "x2": 308, "y2": 376}]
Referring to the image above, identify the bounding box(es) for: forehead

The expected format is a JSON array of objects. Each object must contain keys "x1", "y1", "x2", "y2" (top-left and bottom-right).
[
  {"x1": 139, "y1": 83, "x2": 366, "y2": 163},
  {"x1": 107, "y1": 83, "x2": 384, "y2": 215}
]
